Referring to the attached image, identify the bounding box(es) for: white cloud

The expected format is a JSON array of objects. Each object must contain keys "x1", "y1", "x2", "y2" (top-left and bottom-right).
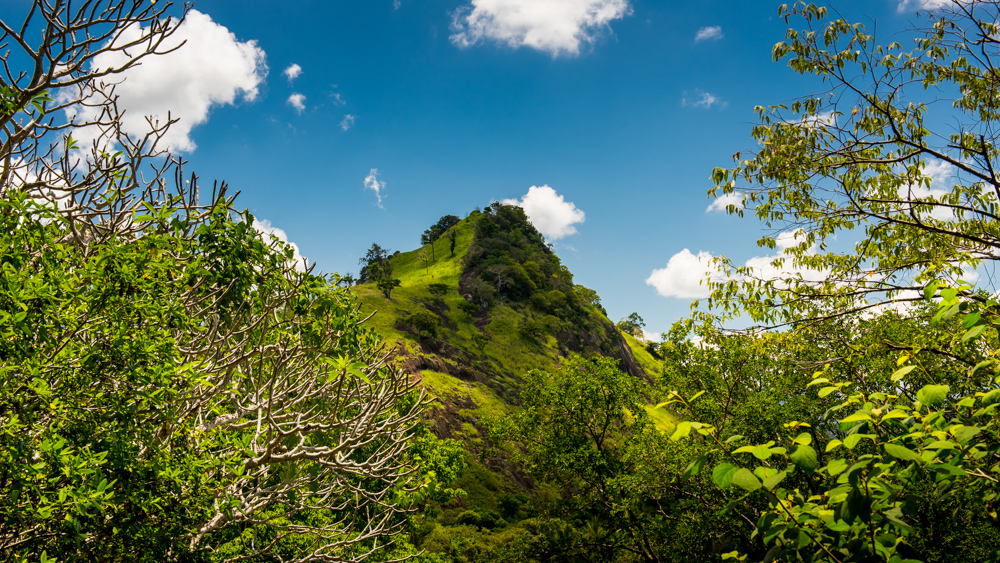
[
  {"x1": 647, "y1": 230, "x2": 825, "y2": 300},
  {"x1": 63, "y1": 10, "x2": 267, "y2": 153},
  {"x1": 896, "y1": 0, "x2": 956, "y2": 13},
  {"x1": 450, "y1": 0, "x2": 632, "y2": 57},
  {"x1": 640, "y1": 328, "x2": 660, "y2": 343},
  {"x1": 253, "y1": 217, "x2": 306, "y2": 272},
  {"x1": 682, "y1": 89, "x2": 726, "y2": 109},
  {"x1": 283, "y1": 63, "x2": 302, "y2": 83},
  {"x1": 365, "y1": 168, "x2": 386, "y2": 208},
  {"x1": 646, "y1": 249, "x2": 721, "y2": 299},
  {"x1": 340, "y1": 114, "x2": 356, "y2": 131},
  {"x1": 694, "y1": 25, "x2": 723, "y2": 42},
  {"x1": 394, "y1": 0, "x2": 402, "y2": 8},
  {"x1": 706, "y1": 191, "x2": 744, "y2": 213},
  {"x1": 330, "y1": 92, "x2": 346, "y2": 106},
  {"x1": 287, "y1": 93, "x2": 306, "y2": 114},
  {"x1": 502, "y1": 184, "x2": 585, "y2": 240}
]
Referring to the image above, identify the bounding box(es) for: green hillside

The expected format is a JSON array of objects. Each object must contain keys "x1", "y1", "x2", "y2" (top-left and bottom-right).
[
  {"x1": 351, "y1": 206, "x2": 663, "y2": 437},
  {"x1": 348, "y1": 204, "x2": 672, "y2": 561}
]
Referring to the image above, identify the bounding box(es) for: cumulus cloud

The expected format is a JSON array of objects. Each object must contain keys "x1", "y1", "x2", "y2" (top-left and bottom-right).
[
  {"x1": 283, "y1": 63, "x2": 302, "y2": 83},
  {"x1": 645, "y1": 249, "x2": 722, "y2": 299},
  {"x1": 287, "y1": 93, "x2": 306, "y2": 113},
  {"x1": 62, "y1": 10, "x2": 267, "y2": 153},
  {"x1": 694, "y1": 25, "x2": 723, "y2": 42},
  {"x1": 682, "y1": 89, "x2": 726, "y2": 109},
  {"x1": 706, "y1": 191, "x2": 744, "y2": 213},
  {"x1": 340, "y1": 114, "x2": 356, "y2": 131},
  {"x1": 640, "y1": 328, "x2": 660, "y2": 343},
  {"x1": 896, "y1": 0, "x2": 956, "y2": 12},
  {"x1": 253, "y1": 217, "x2": 306, "y2": 272},
  {"x1": 365, "y1": 168, "x2": 386, "y2": 207},
  {"x1": 450, "y1": 0, "x2": 633, "y2": 57},
  {"x1": 502, "y1": 184, "x2": 585, "y2": 240},
  {"x1": 646, "y1": 230, "x2": 825, "y2": 300}
]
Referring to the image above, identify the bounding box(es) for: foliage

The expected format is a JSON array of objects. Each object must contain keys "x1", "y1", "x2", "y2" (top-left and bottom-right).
[
  {"x1": 617, "y1": 312, "x2": 646, "y2": 338},
  {"x1": 488, "y1": 356, "x2": 723, "y2": 562},
  {"x1": 423, "y1": 215, "x2": 461, "y2": 247},
  {"x1": 708, "y1": 1, "x2": 1000, "y2": 326},
  {"x1": 404, "y1": 309, "x2": 443, "y2": 340},
  {"x1": 669, "y1": 3, "x2": 1000, "y2": 562},
  {"x1": 0, "y1": 3, "x2": 435, "y2": 562},
  {"x1": 428, "y1": 282, "x2": 451, "y2": 300}
]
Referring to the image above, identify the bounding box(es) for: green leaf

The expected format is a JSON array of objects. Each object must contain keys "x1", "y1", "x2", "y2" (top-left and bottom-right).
[
  {"x1": 841, "y1": 412, "x2": 873, "y2": 424},
  {"x1": 983, "y1": 389, "x2": 1000, "y2": 407},
  {"x1": 923, "y1": 280, "x2": 939, "y2": 301},
  {"x1": 826, "y1": 458, "x2": 849, "y2": 476},
  {"x1": 916, "y1": 384, "x2": 950, "y2": 407},
  {"x1": 880, "y1": 409, "x2": 910, "y2": 422},
  {"x1": 793, "y1": 432, "x2": 812, "y2": 445},
  {"x1": 670, "y1": 421, "x2": 692, "y2": 441},
  {"x1": 963, "y1": 325, "x2": 987, "y2": 343},
  {"x1": 891, "y1": 365, "x2": 916, "y2": 382},
  {"x1": 752, "y1": 445, "x2": 773, "y2": 460},
  {"x1": 732, "y1": 468, "x2": 762, "y2": 491},
  {"x1": 683, "y1": 455, "x2": 708, "y2": 478},
  {"x1": 971, "y1": 360, "x2": 994, "y2": 377},
  {"x1": 818, "y1": 386, "x2": 838, "y2": 398},
  {"x1": 884, "y1": 443, "x2": 921, "y2": 462},
  {"x1": 963, "y1": 310, "x2": 982, "y2": 329},
  {"x1": 844, "y1": 434, "x2": 874, "y2": 450},
  {"x1": 762, "y1": 470, "x2": 787, "y2": 491},
  {"x1": 789, "y1": 444, "x2": 819, "y2": 472},
  {"x1": 712, "y1": 463, "x2": 739, "y2": 488}
]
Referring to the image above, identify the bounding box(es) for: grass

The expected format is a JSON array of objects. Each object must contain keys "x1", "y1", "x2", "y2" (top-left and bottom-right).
[
  {"x1": 420, "y1": 369, "x2": 510, "y2": 420},
  {"x1": 621, "y1": 330, "x2": 662, "y2": 380}
]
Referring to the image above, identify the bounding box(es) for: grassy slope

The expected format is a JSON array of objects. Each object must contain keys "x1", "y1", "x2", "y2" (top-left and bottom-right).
[
  {"x1": 353, "y1": 214, "x2": 675, "y2": 431},
  {"x1": 352, "y1": 215, "x2": 564, "y2": 424}
]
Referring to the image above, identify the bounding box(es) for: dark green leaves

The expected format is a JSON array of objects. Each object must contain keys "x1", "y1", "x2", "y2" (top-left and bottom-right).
[{"x1": 789, "y1": 444, "x2": 819, "y2": 472}]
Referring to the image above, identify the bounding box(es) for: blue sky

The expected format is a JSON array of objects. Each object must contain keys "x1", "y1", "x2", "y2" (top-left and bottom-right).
[{"x1": 2, "y1": 0, "x2": 950, "y2": 337}]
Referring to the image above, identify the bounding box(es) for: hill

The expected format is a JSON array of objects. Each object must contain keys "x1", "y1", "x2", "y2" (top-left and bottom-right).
[
  {"x1": 349, "y1": 203, "x2": 672, "y2": 560},
  {"x1": 351, "y1": 204, "x2": 667, "y2": 437}
]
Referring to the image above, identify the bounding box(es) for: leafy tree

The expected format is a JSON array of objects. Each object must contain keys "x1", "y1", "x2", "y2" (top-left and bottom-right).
[
  {"x1": 421, "y1": 215, "x2": 460, "y2": 263},
  {"x1": 403, "y1": 310, "x2": 441, "y2": 340},
  {"x1": 667, "y1": 3, "x2": 1000, "y2": 562},
  {"x1": 617, "y1": 312, "x2": 645, "y2": 338},
  {"x1": 489, "y1": 356, "x2": 728, "y2": 563},
  {"x1": 0, "y1": 2, "x2": 434, "y2": 561},
  {"x1": 428, "y1": 282, "x2": 450, "y2": 301},
  {"x1": 359, "y1": 243, "x2": 401, "y2": 298},
  {"x1": 358, "y1": 243, "x2": 391, "y2": 283},
  {"x1": 446, "y1": 228, "x2": 458, "y2": 257}
]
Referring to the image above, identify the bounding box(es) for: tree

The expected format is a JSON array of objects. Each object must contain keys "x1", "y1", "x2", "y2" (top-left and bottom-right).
[
  {"x1": 358, "y1": 243, "x2": 391, "y2": 283},
  {"x1": 488, "y1": 356, "x2": 726, "y2": 563},
  {"x1": 359, "y1": 243, "x2": 401, "y2": 298},
  {"x1": 667, "y1": 3, "x2": 1000, "y2": 561},
  {"x1": 421, "y1": 215, "x2": 459, "y2": 263},
  {"x1": 0, "y1": 2, "x2": 433, "y2": 561},
  {"x1": 427, "y1": 282, "x2": 450, "y2": 301},
  {"x1": 708, "y1": 1, "x2": 1000, "y2": 327},
  {"x1": 446, "y1": 228, "x2": 458, "y2": 257},
  {"x1": 617, "y1": 312, "x2": 646, "y2": 338}
]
